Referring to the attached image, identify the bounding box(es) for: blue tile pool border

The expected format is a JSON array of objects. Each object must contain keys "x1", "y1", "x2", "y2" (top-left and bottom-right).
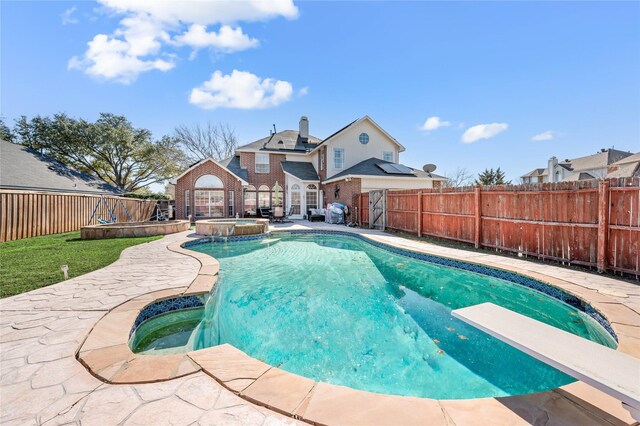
[
  {"x1": 180, "y1": 229, "x2": 618, "y2": 342},
  {"x1": 130, "y1": 294, "x2": 204, "y2": 337}
]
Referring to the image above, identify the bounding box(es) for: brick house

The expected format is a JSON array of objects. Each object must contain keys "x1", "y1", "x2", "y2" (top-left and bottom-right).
[{"x1": 174, "y1": 116, "x2": 446, "y2": 221}]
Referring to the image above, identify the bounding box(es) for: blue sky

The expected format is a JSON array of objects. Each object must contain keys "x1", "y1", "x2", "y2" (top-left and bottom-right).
[{"x1": 2, "y1": 1, "x2": 639, "y2": 185}]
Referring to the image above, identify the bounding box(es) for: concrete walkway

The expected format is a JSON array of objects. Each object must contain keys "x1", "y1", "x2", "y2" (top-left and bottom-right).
[
  {"x1": 1, "y1": 222, "x2": 639, "y2": 425},
  {"x1": 0, "y1": 231, "x2": 299, "y2": 426}
]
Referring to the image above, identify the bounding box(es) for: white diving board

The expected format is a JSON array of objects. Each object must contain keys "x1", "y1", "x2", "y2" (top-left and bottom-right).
[{"x1": 452, "y1": 303, "x2": 640, "y2": 419}]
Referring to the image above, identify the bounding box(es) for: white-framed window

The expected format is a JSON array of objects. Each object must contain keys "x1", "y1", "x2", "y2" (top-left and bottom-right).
[
  {"x1": 258, "y1": 185, "x2": 270, "y2": 208},
  {"x1": 255, "y1": 154, "x2": 269, "y2": 174},
  {"x1": 244, "y1": 185, "x2": 257, "y2": 215},
  {"x1": 320, "y1": 151, "x2": 325, "y2": 171},
  {"x1": 195, "y1": 174, "x2": 223, "y2": 188},
  {"x1": 185, "y1": 190, "x2": 190, "y2": 217},
  {"x1": 383, "y1": 151, "x2": 394, "y2": 162},
  {"x1": 306, "y1": 184, "x2": 318, "y2": 212},
  {"x1": 334, "y1": 148, "x2": 344, "y2": 169},
  {"x1": 228, "y1": 191, "x2": 234, "y2": 217},
  {"x1": 195, "y1": 190, "x2": 224, "y2": 218},
  {"x1": 290, "y1": 184, "x2": 301, "y2": 215}
]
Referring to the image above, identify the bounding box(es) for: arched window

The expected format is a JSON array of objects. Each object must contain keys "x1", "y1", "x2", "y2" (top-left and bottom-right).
[
  {"x1": 258, "y1": 185, "x2": 270, "y2": 208},
  {"x1": 194, "y1": 175, "x2": 224, "y2": 217},
  {"x1": 244, "y1": 185, "x2": 257, "y2": 215},
  {"x1": 195, "y1": 175, "x2": 223, "y2": 189},
  {"x1": 291, "y1": 184, "x2": 300, "y2": 190},
  {"x1": 306, "y1": 184, "x2": 318, "y2": 211},
  {"x1": 272, "y1": 183, "x2": 283, "y2": 207}
]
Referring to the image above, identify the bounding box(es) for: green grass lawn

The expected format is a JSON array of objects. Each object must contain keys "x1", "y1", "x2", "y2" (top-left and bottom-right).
[{"x1": 0, "y1": 231, "x2": 162, "y2": 298}]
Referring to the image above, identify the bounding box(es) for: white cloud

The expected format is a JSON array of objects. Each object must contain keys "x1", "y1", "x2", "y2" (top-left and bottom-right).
[
  {"x1": 461, "y1": 123, "x2": 508, "y2": 143},
  {"x1": 531, "y1": 130, "x2": 554, "y2": 141},
  {"x1": 69, "y1": 34, "x2": 174, "y2": 84},
  {"x1": 70, "y1": 0, "x2": 297, "y2": 83},
  {"x1": 189, "y1": 70, "x2": 293, "y2": 110},
  {"x1": 174, "y1": 24, "x2": 258, "y2": 52},
  {"x1": 298, "y1": 86, "x2": 309, "y2": 96},
  {"x1": 61, "y1": 7, "x2": 79, "y2": 25},
  {"x1": 420, "y1": 116, "x2": 450, "y2": 131},
  {"x1": 98, "y1": 0, "x2": 299, "y2": 25}
]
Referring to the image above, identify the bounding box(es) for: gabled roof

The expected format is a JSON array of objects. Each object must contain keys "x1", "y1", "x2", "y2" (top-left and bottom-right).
[
  {"x1": 606, "y1": 152, "x2": 640, "y2": 178},
  {"x1": 172, "y1": 157, "x2": 249, "y2": 185},
  {"x1": 280, "y1": 161, "x2": 319, "y2": 181},
  {"x1": 0, "y1": 140, "x2": 121, "y2": 195},
  {"x1": 324, "y1": 157, "x2": 445, "y2": 183},
  {"x1": 559, "y1": 149, "x2": 632, "y2": 172},
  {"x1": 219, "y1": 155, "x2": 249, "y2": 182},
  {"x1": 521, "y1": 168, "x2": 548, "y2": 178},
  {"x1": 237, "y1": 130, "x2": 322, "y2": 153},
  {"x1": 313, "y1": 116, "x2": 406, "y2": 152}
]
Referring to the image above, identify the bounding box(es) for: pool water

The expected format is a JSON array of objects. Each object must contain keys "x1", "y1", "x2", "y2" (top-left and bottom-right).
[{"x1": 135, "y1": 233, "x2": 616, "y2": 399}]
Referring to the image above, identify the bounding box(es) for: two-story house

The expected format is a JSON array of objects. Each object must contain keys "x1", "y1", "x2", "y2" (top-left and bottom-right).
[
  {"x1": 521, "y1": 148, "x2": 634, "y2": 184},
  {"x1": 174, "y1": 116, "x2": 446, "y2": 220}
]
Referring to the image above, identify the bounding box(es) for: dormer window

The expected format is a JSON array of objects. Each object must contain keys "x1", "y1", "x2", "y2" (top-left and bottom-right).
[{"x1": 359, "y1": 133, "x2": 369, "y2": 144}]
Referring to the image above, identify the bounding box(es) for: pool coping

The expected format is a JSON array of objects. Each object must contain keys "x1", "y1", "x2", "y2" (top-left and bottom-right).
[{"x1": 76, "y1": 230, "x2": 640, "y2": 425}]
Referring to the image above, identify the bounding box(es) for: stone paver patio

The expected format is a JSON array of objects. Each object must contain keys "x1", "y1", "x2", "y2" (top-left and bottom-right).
[{"x1": 1, "y1": 222, "x2": 639, "y2": 425}]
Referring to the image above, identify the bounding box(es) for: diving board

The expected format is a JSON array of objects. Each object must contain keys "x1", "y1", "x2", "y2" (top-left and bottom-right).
[{"x1": 452, "y1": 303, "x2": 640, "y2": 419}]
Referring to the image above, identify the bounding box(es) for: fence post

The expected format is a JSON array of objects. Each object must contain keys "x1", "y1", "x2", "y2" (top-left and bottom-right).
[
  {"x1": 597, "y1": 180, "x2": 610, "y2": 273},
  {"x1": 474, "y1": 186, "x2": 482, "y2": 248},
  {"x1": 417, "y1": 192, "x2": 422, "y2": 237}
]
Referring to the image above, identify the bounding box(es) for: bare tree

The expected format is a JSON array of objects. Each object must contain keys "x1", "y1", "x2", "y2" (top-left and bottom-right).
[
  {"x1": 174, "y1": 122, "x2": 238, "y2": 163},
  {"x1": 442, "y1": 167, "x2": 474, "y2": 188}
]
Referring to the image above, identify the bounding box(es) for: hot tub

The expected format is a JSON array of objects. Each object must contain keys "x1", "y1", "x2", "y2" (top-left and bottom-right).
[
  {"x1": 195, "y1": 218, "x2": 269, "y2": 237},
  {"x1": 80, "y1": 220, "x2": 190, "y2": 240}
]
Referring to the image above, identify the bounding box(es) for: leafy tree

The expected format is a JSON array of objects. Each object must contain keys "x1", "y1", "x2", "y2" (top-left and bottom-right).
[
  {"x1": 475, "y1": 167, "x2": 511, "y2": 185},
  {"x1": 174, "y1": 122, "x2": 238, "y2": 163},
  {"x1": 0, "y1": 118, "x2": 15, "y2": 142},
  {"x1": 13, "y1": 113, "x2": 186, "y2": 192}
]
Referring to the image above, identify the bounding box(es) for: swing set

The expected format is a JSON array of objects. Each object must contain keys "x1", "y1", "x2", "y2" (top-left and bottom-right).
[{"x1": 87, "y1": 195, "x2": 133, "y2": 225}]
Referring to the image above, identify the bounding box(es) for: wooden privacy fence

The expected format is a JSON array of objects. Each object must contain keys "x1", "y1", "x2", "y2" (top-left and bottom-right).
[
  {"x1": 358, "y1": 178, "x2": 640, "y2": 277},
  {"x1": 0, "y1": 191, "x2": 157, "y2": 242}
]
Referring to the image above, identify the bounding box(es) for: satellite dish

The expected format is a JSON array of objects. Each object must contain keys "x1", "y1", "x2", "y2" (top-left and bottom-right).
[{"x1": 423, "y1": 164, "x2": 437, "y2": 173}]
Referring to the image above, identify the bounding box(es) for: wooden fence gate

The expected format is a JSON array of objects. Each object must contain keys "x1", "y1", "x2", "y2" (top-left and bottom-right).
[{"x1": 368, "y1": 189, "x2": 386, "y2": 230}]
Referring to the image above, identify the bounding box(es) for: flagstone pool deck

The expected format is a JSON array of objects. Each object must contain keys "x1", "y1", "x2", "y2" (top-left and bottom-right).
[{"x1": 1, "y1": 222, "x2": 639, "y2": 425}]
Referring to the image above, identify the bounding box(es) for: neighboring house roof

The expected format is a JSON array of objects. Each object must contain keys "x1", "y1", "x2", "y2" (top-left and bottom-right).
[
  {"x1": 606, "y1": 152, "x2": 640, "y2": 178},
  {"x1": 172, "y1": 157, "x2": 249, "y2": 185},
  {"x1": 559, "y1": 149, "x2": 632, "y2": 172},
  {"x1": 0, "y1": 140, "x2": 121, "y2": 195},
  {"x1": 237, "y1": 130, "x2": 322, "y2": 153},
  {"x1": 521, "y1": 168, "x2": 548, "y2": 178},
  {"x1": 313, "y1": 116, "x2": 406, "y2": 153},
  {"x1": 280, "y1": 161, "x2": 320, "y2": 181},
  {"x1": 324, "y1": 157, "x2": 445, "y2": 183}
]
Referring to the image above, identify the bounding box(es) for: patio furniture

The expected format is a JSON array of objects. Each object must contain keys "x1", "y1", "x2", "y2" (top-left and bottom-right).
[
  {"x1": 308, "y1": 208, "x2": 326, "y2": 222},
  {"x1": 272, "y1": 206, "x2": 284, "y2": 223},
  {"x1": 257, "y1": 207, "x2": 271, "y2": 219},
  {"x1": 284, "y1": 206, "x2": 294, "y2": 221}
]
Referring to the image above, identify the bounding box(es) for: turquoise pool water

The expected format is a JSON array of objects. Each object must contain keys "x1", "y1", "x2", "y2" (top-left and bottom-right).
[{"x1": 135, "y1": 233, "x2": 616, "y2": 399}]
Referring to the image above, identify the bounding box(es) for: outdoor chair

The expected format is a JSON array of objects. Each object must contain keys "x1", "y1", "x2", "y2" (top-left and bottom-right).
[{"x1": 272, "y1": 206, "x2": 285, "y2": 223}]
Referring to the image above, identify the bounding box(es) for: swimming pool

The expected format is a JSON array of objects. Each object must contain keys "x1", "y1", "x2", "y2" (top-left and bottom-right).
[{"x1": 131, "y1": 232, "x2": 616, "y2": 400}]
